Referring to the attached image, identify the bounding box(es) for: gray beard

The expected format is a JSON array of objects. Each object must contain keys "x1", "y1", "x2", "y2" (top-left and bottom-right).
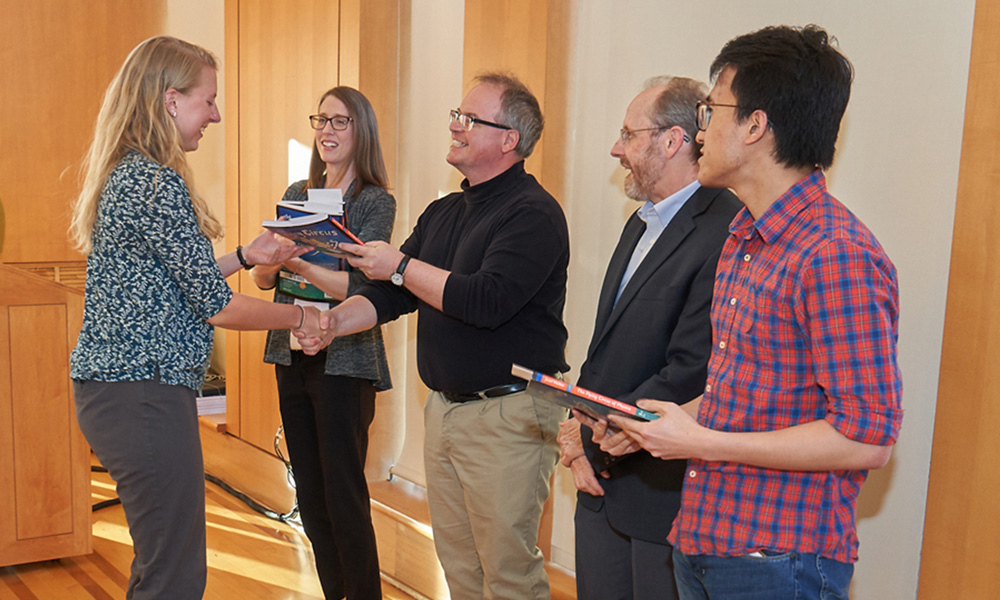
[{"x1": 624, "y1": 172, "x2": 649, "y2": 202}]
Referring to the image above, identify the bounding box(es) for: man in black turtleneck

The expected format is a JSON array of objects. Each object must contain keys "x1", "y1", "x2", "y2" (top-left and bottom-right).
[{"x1": 311, "y1": 72, "x2": 569, "y2": 600}]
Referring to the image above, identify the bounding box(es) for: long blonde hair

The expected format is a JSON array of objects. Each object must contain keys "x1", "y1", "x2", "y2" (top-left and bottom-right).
[{"x1": 70, "y1": 36, "x2": 223, "y2": 254}]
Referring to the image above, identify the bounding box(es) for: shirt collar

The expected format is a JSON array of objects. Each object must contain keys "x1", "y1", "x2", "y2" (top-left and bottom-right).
[
  {"x1": 460, "y1": 161, "x2": 526, "y2": 205},
  {"x1": 730, "y1": 169, "x2": 826, "y2": 244},
  {"x1": 639, "y1": 179, "x2": 701, "y2": 228}
]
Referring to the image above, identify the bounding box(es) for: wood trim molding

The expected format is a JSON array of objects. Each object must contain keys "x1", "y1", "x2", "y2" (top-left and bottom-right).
[{"x1": 918, "y1": 0, "x2": 1000, "y2": 596}]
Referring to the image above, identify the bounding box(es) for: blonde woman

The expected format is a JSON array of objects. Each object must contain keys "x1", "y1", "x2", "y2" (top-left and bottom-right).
[{"x1": 69, "y1": 36, "x2": 322, "y2": 599}]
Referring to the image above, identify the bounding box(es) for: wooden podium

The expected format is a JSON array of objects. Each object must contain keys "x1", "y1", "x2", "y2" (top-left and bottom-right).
[{"x1": 0, "y1": 263, "x2": 91, "y2": 565}]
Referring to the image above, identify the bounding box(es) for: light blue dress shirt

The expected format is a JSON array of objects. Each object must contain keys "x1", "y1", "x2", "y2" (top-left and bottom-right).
[{"x1": 615, "y1": 180, "x2": 702, "y2": 304}]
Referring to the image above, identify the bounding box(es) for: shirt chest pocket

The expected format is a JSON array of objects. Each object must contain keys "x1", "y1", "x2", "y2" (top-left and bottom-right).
[{"x1": 736, "y1": 283, "x2": 800, "y2": 364}]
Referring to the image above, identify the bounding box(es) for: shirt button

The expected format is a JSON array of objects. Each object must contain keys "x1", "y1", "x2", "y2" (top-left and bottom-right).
[
  {"x1": 705, "y1": 384, "x2": 712, "y2": 393},
  {"x1": 730, "y1": 297, "x2": 737, "y2": 305},
  {"x1": 718, "y1": 341, "x2": 726, "y2": 349},
  {"x1": 688, "y1": 470, "x2": 697, "y2": 478},
  {"x1": 743, "y1": 254, "x2": 751, "y2": 262}
]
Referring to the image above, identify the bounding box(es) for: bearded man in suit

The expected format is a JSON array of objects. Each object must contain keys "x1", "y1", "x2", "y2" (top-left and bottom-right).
[{"x1": 558, "y1": 76, "x2": 740, "y2": 600}]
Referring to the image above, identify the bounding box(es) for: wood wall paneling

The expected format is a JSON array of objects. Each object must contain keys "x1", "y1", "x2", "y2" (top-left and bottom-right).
[
  {"x1": 538, "y1": 0, "x2": 571, "y2": 205},
  {"x1": 462, "y1": 0, "x2": 550, "y2": 179},
  {"x1": 343, "y1": 0, "x2": 403, "y2": 480},
  {"x1": 224, "y1": 0, "x2": 244, "y2": 438},
  {"x1": 357, "y1": 0, "x2": 401, "y2": 188},
  {"x1": 227, "y1": 0, "x2": 343, "y2": 453},
  {"x1": 339, "y1": 0, "x2": 362, "y2": 90},
  {"x1": 225, "y1": 0, "x2": 402, "y2": 477},
  {"x1": 0, "y1": 0, "x2": 164, "y2": 264},
  {"x1": 918, "y1": 0, "x2": 1000, "y2": 596}
]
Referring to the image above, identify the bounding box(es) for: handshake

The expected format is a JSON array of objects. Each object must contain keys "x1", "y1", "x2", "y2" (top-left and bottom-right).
[
  {"x1": 291, "y1": 307, "x2": 338, "y2": 355},
  {"x1": 243, "y1": 230, "x2": 397, "y2": 354}
]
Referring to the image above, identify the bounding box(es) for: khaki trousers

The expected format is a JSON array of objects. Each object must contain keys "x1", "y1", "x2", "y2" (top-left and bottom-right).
[{"x1": 423, "y1": 390, "x2": 564, "y2": 600}]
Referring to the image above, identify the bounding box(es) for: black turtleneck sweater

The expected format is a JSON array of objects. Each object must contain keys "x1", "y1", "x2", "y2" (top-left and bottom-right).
[{"x1": 357, "y1": 161, "x2": 570, "y2": 394}]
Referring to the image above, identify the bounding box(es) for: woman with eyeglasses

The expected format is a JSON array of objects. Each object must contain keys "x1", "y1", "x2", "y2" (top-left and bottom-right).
[
  {"x1": 69, "y1": 36, "x2": 325, "y2": 599},
  {"x1": 250, "y1": 86, "x2": 395, "y2": 600}
]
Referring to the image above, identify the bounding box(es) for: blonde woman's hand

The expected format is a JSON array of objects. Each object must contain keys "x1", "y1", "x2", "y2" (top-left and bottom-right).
[{"x1": 244, "y1": 230, "x2": 310, "y2": 266}]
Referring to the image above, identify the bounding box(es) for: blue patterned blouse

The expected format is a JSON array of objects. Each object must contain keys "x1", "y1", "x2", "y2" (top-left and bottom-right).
[{"x1": 70, "y1": 152, "x2": 233, "y2": 390}]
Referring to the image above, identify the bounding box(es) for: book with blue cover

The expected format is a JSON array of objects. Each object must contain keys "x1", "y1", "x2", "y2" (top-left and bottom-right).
[
  {"x1": 511, "y1": 363, "x2": 659, "y2": 422},
  {"x1": 263, "y1": 213, "x2": 362, "y2": 256},
  {"x1": 264, "y1": 189, "x2": 359, "y2": 300}
]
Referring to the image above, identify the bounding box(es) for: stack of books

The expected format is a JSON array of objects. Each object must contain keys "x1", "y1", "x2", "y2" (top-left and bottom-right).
[{"x1": 262, "y1": 189, "x2": 362, "y2": 301}]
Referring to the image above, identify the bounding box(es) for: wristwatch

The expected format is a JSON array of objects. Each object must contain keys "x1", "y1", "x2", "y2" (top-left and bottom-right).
[{"x1": 391, "y1": 255, "x2": 411, "y2": 286}]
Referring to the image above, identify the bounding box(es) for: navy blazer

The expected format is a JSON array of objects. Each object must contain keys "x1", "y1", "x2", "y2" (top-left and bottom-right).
[{"x1": 577, "y1": 184, "x2": 741, "y2": 544}]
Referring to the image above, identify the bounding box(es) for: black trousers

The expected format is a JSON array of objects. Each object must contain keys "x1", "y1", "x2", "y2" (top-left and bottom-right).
[
  {"x1": 276, "y1": 352, "x2": 380, "y2": 600},
  {"x1": 575, "y1": 500, "x2": 678, "y2": 600}
]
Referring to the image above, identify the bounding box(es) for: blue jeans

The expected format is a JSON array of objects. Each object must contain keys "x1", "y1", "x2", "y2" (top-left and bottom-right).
[{"x1": 673, "y1": 549, "x2": 853, "y2": 600}]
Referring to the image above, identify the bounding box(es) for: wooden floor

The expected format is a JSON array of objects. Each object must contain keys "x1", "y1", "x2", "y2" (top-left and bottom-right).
[{"x1": 0, "y1": 466, "x2": 417, "y2": 600}]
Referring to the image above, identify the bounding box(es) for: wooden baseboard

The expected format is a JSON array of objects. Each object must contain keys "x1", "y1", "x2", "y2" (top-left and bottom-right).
[
  {"x1": 198, "y1": 415, "x2": 296, "y2": 514},
  {"x1": 368, "y1": 478, "x2": 576, "y2": 600},
  {"x1": 369, "y1": 478, "x2": 448, "y2": 599}
]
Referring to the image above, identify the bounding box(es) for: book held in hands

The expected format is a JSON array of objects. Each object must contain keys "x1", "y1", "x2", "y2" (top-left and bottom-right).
[
  {"x1": 511, "y1": 363, "x2": 658, "y2": 422},
  {"x1": 264, "y1": 188, "x2": 362, "y2": 301},
  {"x1": 278, "y1": 187, "x2": 345, "y2": 219},
  {"x1": 262, "y1": 213, "x2": 363, "y2": 256}
]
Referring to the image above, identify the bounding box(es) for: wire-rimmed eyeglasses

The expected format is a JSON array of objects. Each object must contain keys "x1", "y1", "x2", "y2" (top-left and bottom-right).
[
  {"x1": 309, "y1": 115, "x2": 353, "y2": 131},
  {"x1": 449, "y1": 109, "x2": 511, "y2": 131},
  {"x1": 619, "y1": 126, "x2": 691, "y2": 144}
]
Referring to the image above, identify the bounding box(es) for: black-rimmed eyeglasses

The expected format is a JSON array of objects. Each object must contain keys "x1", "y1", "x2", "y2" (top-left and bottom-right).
[
  {"x1": 695, "y1": 101, "x2": 743, "y2": 131},
  {"x1": 619, "y1": 126, "x2": 691, "y2": 144},
  {"x1": 449, "y1": 109, "x2": 511, "y2": 131},
  {"x1": 309, "y1": 115, "x2": 353, "y2": 131}
]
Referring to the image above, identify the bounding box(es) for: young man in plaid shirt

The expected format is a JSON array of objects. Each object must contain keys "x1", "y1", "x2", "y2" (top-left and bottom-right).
[{"x1": 609, "y1": 25, "x2": 903, "y2": 598}]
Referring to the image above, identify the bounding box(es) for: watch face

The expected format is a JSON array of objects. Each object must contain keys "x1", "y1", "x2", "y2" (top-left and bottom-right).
[{"x1": 391, "y1": 272, "x2": 403, "y2": 286}]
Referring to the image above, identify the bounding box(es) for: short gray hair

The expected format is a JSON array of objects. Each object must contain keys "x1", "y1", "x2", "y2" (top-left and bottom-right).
[
  {"x1": 643, "y1": 76, "x2": 708, "y2": 162},
  {"x1": 474, "y1": 71, "x2": 544, "y2": 158}
]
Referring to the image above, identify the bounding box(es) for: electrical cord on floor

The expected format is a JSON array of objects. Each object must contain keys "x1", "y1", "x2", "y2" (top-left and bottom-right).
[
  {"x1": 208, "y1": 424, "x2": 300, "y2": 523},
  {"x1": 204, "y1": 472, "x2": 300, "y2": 523},
  {"x1": 90, "y1": 465, "x2": 122, "y2": 511},
  {"x1": 272, "y1": 424, "x2": 301, "y2": 523},
  {"x1": 91, "y1": 425, "x2": 300, "y2": 524}
]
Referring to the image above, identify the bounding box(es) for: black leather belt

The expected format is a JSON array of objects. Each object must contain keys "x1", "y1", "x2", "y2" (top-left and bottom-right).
[{"x1": 441, "y1": 382, "x2": 528, "y2": 403}]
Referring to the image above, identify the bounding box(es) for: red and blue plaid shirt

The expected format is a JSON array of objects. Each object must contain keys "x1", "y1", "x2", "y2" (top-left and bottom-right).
[{"x1": 668, "y1": 170, "x2": 903, "y2": 563}]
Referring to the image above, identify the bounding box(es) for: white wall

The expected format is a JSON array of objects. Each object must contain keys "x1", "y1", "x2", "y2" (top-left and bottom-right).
[
  {"x1": 555, "y1": 1, "x2": 975, "y2": 598},
  {"x1": 390, "y1": 0, "x2": 468, "y2": 487}
]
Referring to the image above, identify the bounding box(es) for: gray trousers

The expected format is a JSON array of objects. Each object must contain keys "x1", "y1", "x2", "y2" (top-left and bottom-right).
[{"x1": 74, "y1": 377, "x2": 207, "y2": 600}]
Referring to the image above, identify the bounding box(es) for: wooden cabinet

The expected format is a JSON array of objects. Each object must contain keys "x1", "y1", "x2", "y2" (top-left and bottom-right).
[{"x1": 0, "y1": 265, "x2": 90, "y2": 566}]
